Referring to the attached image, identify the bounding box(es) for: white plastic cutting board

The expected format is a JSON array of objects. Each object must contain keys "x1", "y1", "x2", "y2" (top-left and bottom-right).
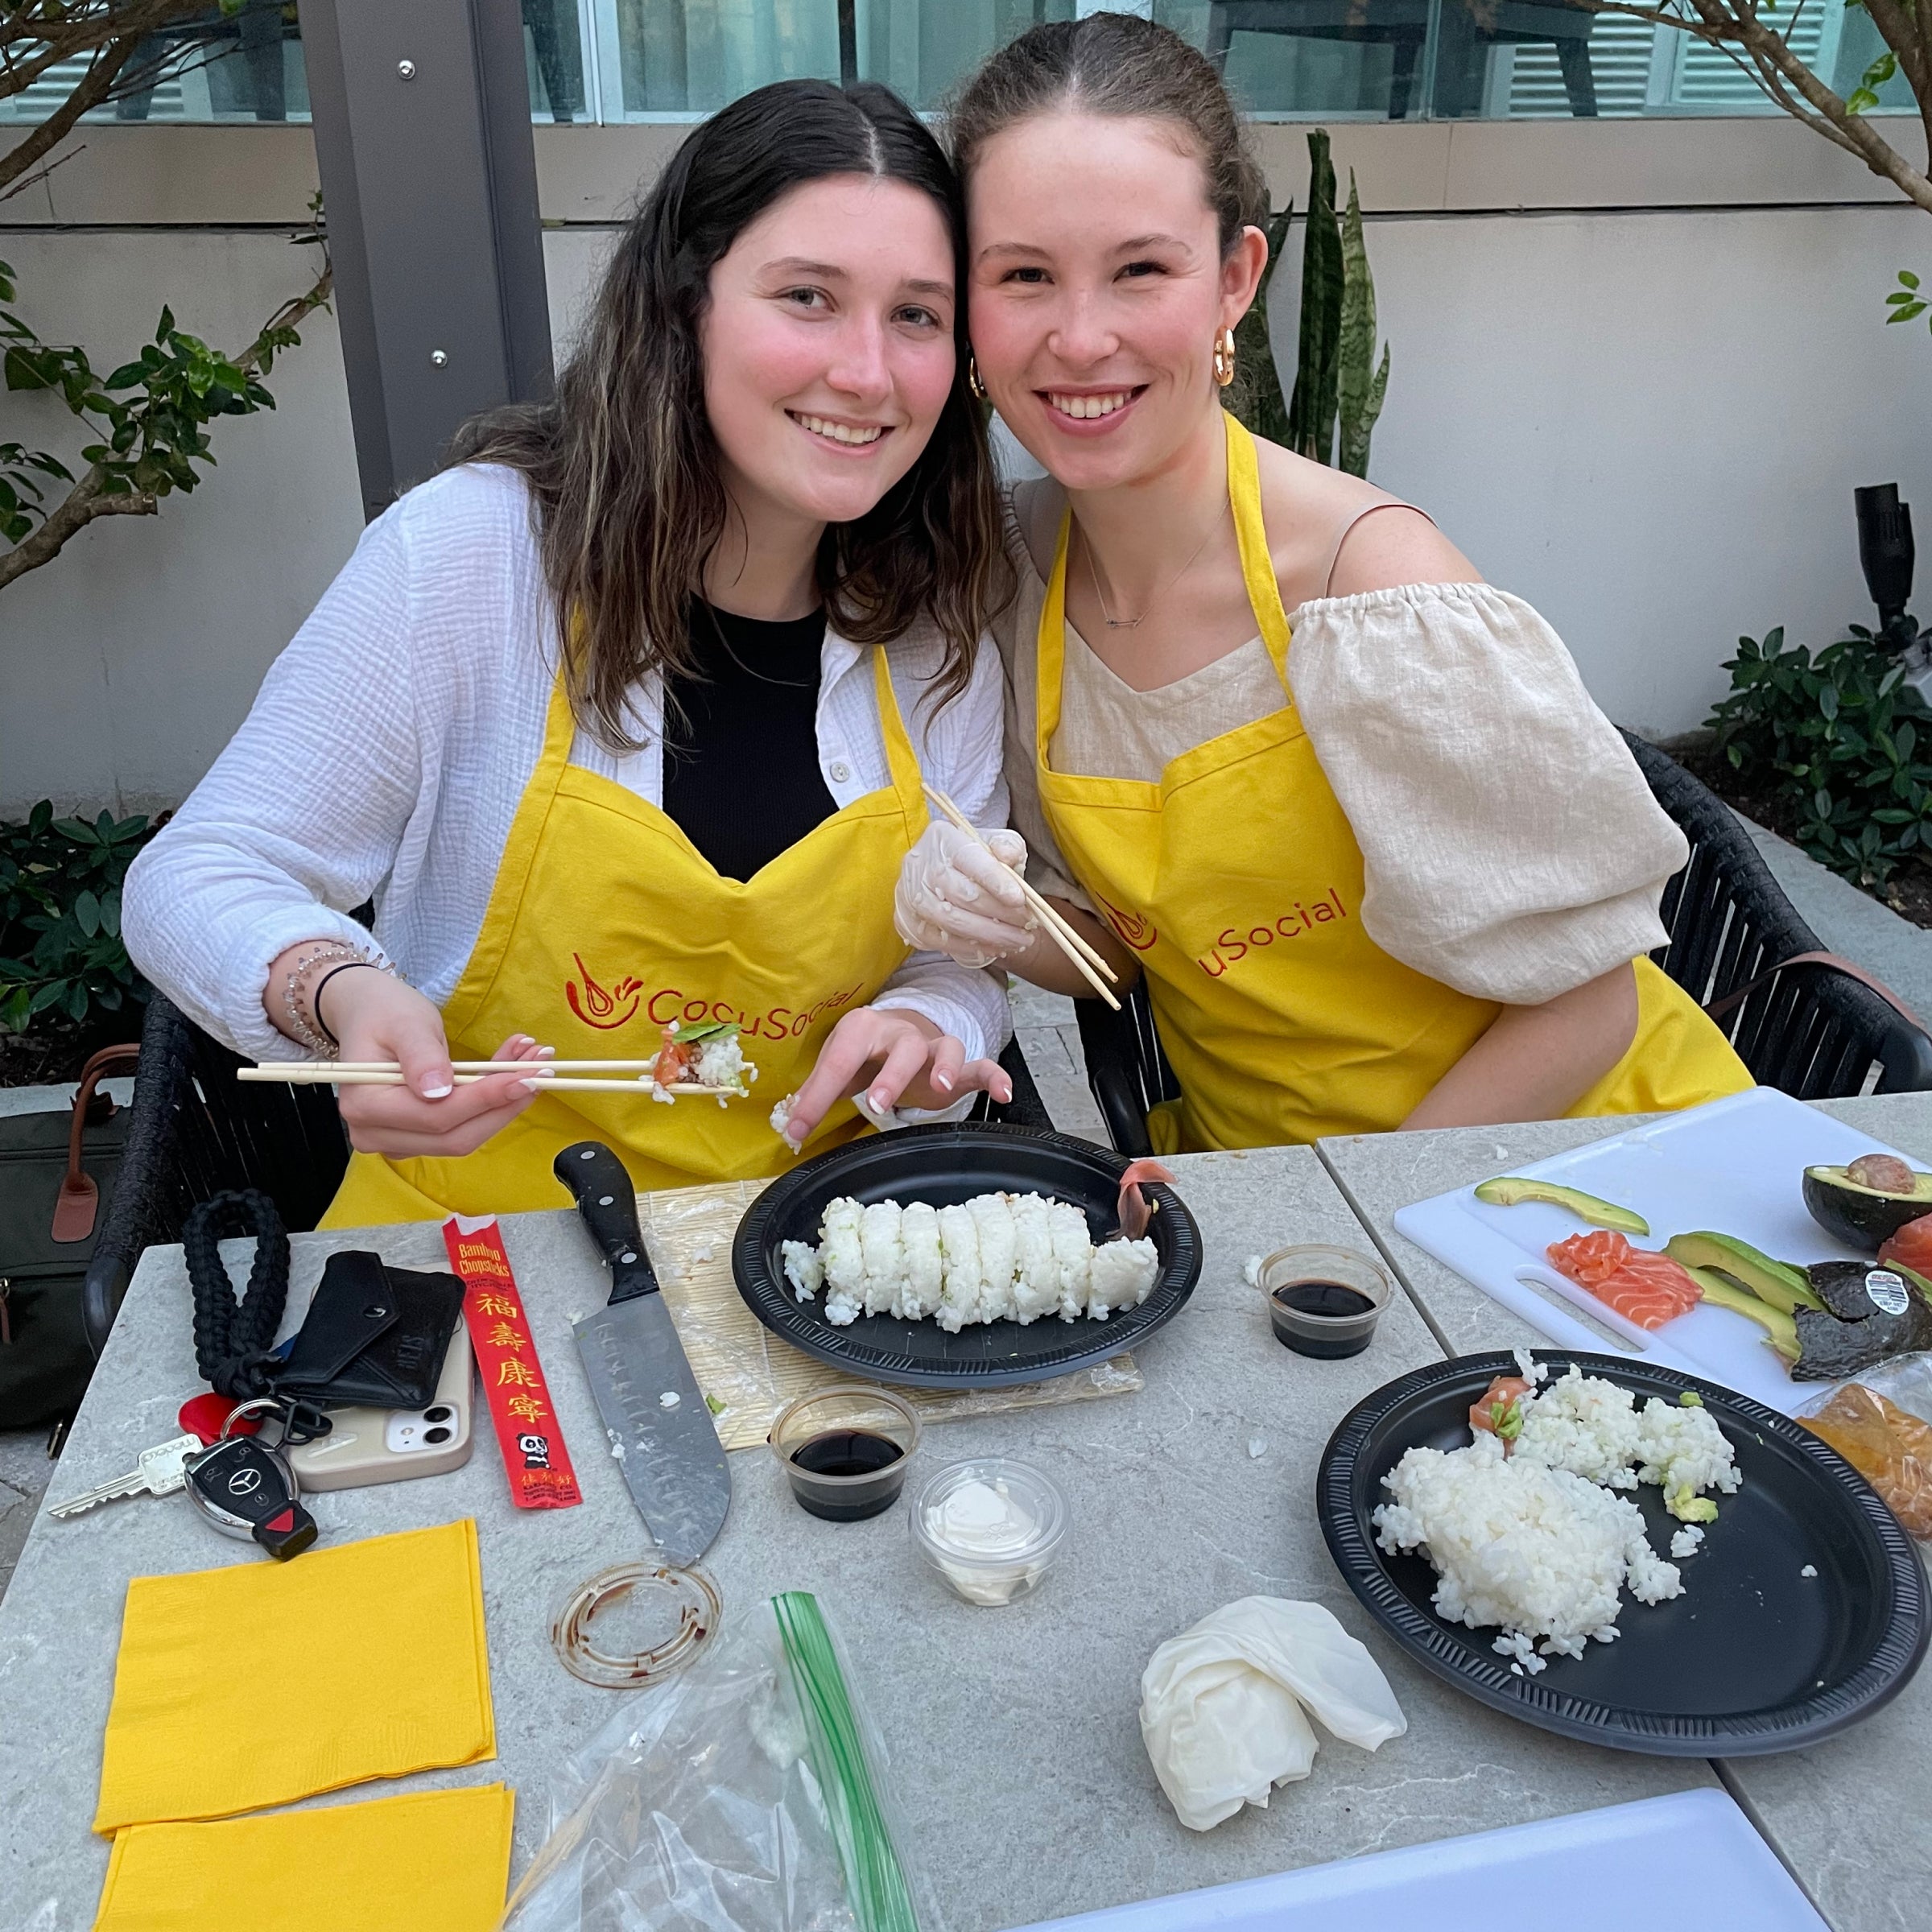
[
  {"x1": 1018, "y1": 1790, "x2": 1826, "y2": 1931},
  {"x1": 1390, "y1": 1085, "x2": 1911, "y2": 1415}
]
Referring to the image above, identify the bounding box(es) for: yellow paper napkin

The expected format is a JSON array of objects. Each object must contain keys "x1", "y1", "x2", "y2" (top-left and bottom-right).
[
  {"x1": 95, "y1": 1520, "x2": 495, "y2": 1833},
  {"x1": 93, "y1": 1784, "x2": 515, "y2": 1931}
]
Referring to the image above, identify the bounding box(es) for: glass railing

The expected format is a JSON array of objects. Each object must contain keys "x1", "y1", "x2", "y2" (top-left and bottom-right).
[{"x1": 0, "y1": 0, "x2": 1915, "y2": 126}]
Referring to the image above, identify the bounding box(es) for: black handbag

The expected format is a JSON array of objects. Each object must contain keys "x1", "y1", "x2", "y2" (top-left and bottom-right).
[{"x1": 0, "y1": 1045, "x2": 138, "y2": 1431}]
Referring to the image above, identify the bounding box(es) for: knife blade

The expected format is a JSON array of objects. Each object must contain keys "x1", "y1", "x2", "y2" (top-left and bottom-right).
[{"x1": 555, "y1": 1141, "x2": 731, "y2": 1564}]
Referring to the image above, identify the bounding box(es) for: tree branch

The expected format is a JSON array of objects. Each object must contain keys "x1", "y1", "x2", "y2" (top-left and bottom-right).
[
  {"x1": 1576, "y1": 0, "x2": 1932, "y2": 212},
  {"x1": 0, "y1": 39, "x2": 134, "y2": 198},
  {"x1": 0, "y1": 465, "x2": 153, "y2": 592}
]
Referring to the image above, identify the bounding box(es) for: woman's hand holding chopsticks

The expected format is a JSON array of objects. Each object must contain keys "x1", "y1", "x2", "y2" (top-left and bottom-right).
[
  {"x1": 310, "y1": 962, "x2": 551, "y2": 1158},
  {"x1": 778, "y1": 1007, "x2": 1012, "y2": 1150},
  {"x1": 895, "y1": 819, "x2": 1036, "y2": 968}
]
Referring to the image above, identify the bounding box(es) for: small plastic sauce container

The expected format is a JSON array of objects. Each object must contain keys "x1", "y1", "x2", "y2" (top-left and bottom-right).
[
  {"x1": 910, "y1": 1457, "x2": 1068, "y2": 1606},
  {"x1": 1258, "y1": 1244, "x2": 1390, "y2": 1359},
  {"x1": 768, "y1": 1385, "x2": 920, "y2": 1522}
]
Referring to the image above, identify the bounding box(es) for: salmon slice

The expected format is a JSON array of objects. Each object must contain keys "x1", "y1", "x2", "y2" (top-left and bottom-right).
[
  {"x1": 1470, "y1": 1374, "x2": 1532, "y2": 1442},
  {"x1": 1547, "y1": 1231, "x2": 1702, "y2": 1332}
]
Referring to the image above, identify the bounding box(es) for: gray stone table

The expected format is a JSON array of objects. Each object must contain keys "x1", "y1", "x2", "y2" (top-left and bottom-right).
[
  {"x1": 0, "y1": 1145, "x2": 1718, "y2": 1931},
  {"x1": 1319, "y1": 1092, "x2": 1932, "y2": 1932}
]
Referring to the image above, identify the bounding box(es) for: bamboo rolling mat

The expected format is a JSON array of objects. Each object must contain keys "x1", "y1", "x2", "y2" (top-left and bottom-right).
[{"x1": 591, "y1": 1178, "x2": 1141, "y2": 1452}]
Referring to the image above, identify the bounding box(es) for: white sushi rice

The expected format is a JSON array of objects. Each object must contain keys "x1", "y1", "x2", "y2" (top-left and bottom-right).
[
  {"x1": 788, "y1": 1192, "x2": 1161, "y2": 1328},
  {"x1": 1374, "y1": 1432, "x2": 1682, "y2": 1670},
  {"x1": 690, "y1": 1030, "x2": 755, "y2": 1098},
  {"x1": 1372, "y1": 1368, "x2": 1741, "y2": 1670}
]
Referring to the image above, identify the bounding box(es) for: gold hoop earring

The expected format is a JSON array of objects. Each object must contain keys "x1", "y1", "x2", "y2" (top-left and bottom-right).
[
  {"x1": 968, "y1": 354, "x2": 988, "y2": 401},
  {"x1": 1212, "y1": 327, "x2": 1236, "y2": 388}
]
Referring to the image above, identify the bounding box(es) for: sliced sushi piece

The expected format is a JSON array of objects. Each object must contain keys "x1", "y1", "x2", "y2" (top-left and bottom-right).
[
  {"x1": 971, "y1": 1193, "x2": 1019, "y2": 1323},
  {"x1": 1546, "y1": 1231, "x2": 1701, "y2": 1332},
  {"x1": 819, "y1": 1197, "x2": 865, "y2": 1326},
  {"x1": 1009, "y1": 1193, "x2": 1059, "y2": 1324},
  {"x1": 1048, "y1": 1200, "x2": 1092, "y2": 1322},
  {"x1": 1469, "y1": 1374, "x2": 1532, "y2": 1442},
  {"x1": 935, "y1": 1203, "x2": 982, "y2": 1335},
  {"x1": 860, "y1": 1200, "x2": 905, "y2": 1318},
  {"x1": 1088, "y1": 1235, "x2": 1159, "y2": 1318},
  {"x1": 898, "y1": 1201, "x2": 943, "y2": 1321},
  {"x1": 780, "y1": 1239, "x2": 824, "y2": 1303}
]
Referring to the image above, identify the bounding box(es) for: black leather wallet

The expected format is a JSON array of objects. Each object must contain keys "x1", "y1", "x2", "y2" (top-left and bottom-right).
[{"x1": 275, "y1": 1250, "x2": 465, "y2": 1411}]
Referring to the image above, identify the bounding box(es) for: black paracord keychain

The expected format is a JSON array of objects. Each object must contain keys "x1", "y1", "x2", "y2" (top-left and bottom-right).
[{"x1": 183, "y1": 1189, "x2": 328, "y2": 1443}]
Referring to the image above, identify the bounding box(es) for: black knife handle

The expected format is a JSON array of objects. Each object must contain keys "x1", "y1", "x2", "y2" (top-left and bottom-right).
[{"x1": 554, "y1": 1142, "x2": 659, "y2": 1305}]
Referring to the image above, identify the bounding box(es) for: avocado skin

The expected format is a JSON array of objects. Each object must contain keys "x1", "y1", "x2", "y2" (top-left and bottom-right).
[
  {"x1": 1472, "y1": 1177, "x2": 1648, "y2": 1235},
  {"x1": 1663, "y1": 1232, "x2": 1823, "y2": 1314},
  {"x1": 1792, "y1": 1294, "x2": 1932, "y2": 1380},
  {"x1": 1802, "y1": 1164, "x2": 1932, "y2": 1251}
]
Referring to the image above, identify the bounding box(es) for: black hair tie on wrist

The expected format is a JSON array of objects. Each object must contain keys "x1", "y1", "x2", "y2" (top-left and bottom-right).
[{"x1": 310, "y1": 959, "x2": 376, "y2": 1048}]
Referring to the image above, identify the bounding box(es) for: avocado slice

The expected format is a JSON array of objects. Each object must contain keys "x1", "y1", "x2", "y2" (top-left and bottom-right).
[
  {"x1": 1663, "y1": 1232, "x2": 1824, "y2": 1315},
  {"x1": 1472, "y1": 1176, "x2": 1649, "y2": 1235},
  {"x1": 1685, "y1": 1265, "x2": 1799, "y2": 1361},
  {"x1": 1802, "y1": 1162, "x2": 1932, "y2": 1250}
]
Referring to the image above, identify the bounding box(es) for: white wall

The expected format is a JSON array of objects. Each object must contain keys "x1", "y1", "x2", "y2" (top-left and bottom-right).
[
  {"x1": 2, "y1": 118, "x2": 1927, "y2": 813},
  {"x1": 1362, "y1": 202, "x2": 1932, "y2": 737}
]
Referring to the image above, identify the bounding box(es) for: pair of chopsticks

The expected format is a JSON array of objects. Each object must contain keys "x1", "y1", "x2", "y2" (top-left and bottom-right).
[
  {"x1": 923, "y1": 786, "x2": 1121, "y2": 1012},
  {"x1": 237, "y1": 1061, "x2": 735, "y2": 1096}
]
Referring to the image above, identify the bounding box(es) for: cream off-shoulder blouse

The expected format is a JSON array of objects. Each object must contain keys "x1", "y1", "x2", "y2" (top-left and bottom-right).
[{"x1": 995, "y1": 481, "x2": 1687, "y2": 1008}]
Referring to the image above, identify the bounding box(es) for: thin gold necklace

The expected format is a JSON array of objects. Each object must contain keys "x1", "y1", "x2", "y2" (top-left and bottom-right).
[{"x1": 1080, "y1": 514, "x2": 1220, "y2": 630}]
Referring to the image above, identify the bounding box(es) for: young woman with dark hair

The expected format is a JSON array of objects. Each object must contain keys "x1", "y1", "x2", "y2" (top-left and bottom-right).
[
  {"x1": 899, "y1": 14, "x2": 1752, "y2": 1152},
  {"x1": 126, "y1": 78, "x2": 1018, "y2": 1222}
]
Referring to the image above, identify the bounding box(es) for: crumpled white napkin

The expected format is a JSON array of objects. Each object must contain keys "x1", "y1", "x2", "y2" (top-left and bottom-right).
[{"x1": 1139, "y1": 1596, "x2": 1407, "y2": 1831}]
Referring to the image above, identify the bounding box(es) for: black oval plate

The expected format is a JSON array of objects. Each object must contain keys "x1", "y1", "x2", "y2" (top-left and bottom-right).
[
  {"x1": 1319, "y1": 1352, "x2": 1930, "y2": 1756},
  {"x1": 733, "y1": 1122, "x2": 1202, "y2": 1388}
]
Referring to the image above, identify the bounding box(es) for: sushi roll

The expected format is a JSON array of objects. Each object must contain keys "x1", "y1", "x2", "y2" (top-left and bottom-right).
[
  {"x1": 1048, "y1": 1200, "x2": 1092, "y2": 1322},
  {"x1": 820, "y1": 1196, "x2": 865, "y2": 1327},
  {"x1": 860, "y1": 1201, "x2": 905, "y2": 1318},
  {"x1": 935, "y1": 1203, "x2": 983, "y2": 1334},
  {"x1": 1009, "y1": 1193, "x2": 1059, "y2": 1324},
  {"x1": 1088, "y1": 1236, "x2": 1160, "y2": 1318},
  {"x1": 898, "y1": 1202, "x2": 943, "y2": 1320},
  {"x1": 971, "y1": 1193, "x2": 1019, "y2": 1323},
  {"x1": 781, "y1": 1239, "x2": 824, "y2": 1302}
]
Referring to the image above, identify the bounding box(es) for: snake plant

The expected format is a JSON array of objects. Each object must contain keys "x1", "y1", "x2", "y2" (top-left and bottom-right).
[{"x1": 1233, "y1": 130, "x2": 1389, "y2": 480}]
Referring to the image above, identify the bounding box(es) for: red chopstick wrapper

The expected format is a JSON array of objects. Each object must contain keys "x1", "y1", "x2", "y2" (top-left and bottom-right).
[{"x1": 442, "y1": 1215, "x2": 582, "y2": 1509}]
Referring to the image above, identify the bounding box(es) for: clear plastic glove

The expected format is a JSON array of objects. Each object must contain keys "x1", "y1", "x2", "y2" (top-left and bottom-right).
[{"x1": 894, "y1": 819, "x2": 1035, "y2": 968}]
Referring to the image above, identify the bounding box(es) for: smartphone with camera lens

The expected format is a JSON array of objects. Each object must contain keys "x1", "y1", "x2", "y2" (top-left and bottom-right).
[{"x1": 285, "y1": 1323, "x2": 474, "y2": 1491}]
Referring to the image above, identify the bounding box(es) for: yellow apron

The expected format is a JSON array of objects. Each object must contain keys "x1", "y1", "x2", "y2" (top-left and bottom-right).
[
  {"x1": 1034, "y1": 412, "x2": 1752, "y2": 1153},
  {"x1": 323, "y1": 648, "x2": 923, "y2": 1225}
]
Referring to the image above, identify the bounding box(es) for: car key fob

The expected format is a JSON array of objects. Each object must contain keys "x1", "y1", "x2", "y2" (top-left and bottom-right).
[{"x1": 184, "y1": 1437, "x2": 318, "y2": 1560}]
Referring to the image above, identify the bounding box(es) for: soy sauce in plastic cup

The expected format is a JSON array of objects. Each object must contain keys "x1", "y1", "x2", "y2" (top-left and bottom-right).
[
  {"x1": 1257, "y1": 1245, "x2": 1390, "y2": 1358},
  {"x1": 768, "y1": 1385, "x2": 921, "y2": 1522}
]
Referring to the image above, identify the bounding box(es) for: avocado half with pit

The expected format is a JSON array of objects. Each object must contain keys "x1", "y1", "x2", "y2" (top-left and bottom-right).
[{"x1": 1802, "y1": 1154, "x2": 1932, "y2": 1250}]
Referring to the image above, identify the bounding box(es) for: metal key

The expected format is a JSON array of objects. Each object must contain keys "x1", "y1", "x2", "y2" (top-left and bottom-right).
[{"x1": 47, "y1": 1434, "x2": 202, "y2": 1519}]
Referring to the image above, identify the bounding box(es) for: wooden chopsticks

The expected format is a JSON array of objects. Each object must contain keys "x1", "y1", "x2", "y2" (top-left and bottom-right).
[
  {"x1": 237, "y1": 1065, "x2": 736, "y2": 1096},
  {"x1": 922, "y1": 785, "x2": 1121, "y2": 1012}
]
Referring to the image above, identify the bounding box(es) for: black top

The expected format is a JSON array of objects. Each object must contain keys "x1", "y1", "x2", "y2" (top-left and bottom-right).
[{"x1": 661, "y1": 602, "x2": 837, "y2": 881}]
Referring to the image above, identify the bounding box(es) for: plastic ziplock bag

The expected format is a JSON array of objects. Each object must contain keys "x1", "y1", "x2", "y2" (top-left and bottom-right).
[
  {"x1": 501, "y1": 1591, "x2": 936, "y2": 1932},
  {"x1": 1797, "y1": 1352, "x2": 1932, "y2": 1542}
]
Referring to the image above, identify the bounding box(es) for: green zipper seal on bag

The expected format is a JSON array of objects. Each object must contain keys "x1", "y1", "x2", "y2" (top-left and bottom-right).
[{"x1": 773, "y1": 1591, "x2": 921, "y2": 1932}]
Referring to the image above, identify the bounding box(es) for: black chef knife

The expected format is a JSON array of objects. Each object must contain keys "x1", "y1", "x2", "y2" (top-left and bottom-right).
[{"x1": 555, "y1": 1141, "x2": 731, "y2": 1564}]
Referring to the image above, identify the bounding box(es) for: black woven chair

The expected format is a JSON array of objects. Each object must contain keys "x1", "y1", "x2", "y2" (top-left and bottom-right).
[
  {"x1": 80, "y1": 995, "x2": 1055, "y2": 1352},
  {"x1": 1075, "y1": 733, "x2": 1932, "y2": 1157}
]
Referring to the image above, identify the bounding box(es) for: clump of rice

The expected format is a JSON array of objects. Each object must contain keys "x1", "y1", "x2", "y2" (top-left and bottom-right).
[
  {"x1": 691, "y1": 1031, "x2": 754, "y2": 1101},
  {"x1": 1513, "y1": 1367, "x2": 1641, "y2": 1488},
  {"x1": 1637, "y1": 1396, "x2": 1740, "y2": 1510},
  {"x1": 1374, "y1": 1431, "x2": 1682, "y2": 1671}
]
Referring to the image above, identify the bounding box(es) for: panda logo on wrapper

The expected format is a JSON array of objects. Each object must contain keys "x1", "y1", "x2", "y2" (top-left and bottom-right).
[{"x1": 519, "y1": 1433, "x2": 554, "y2": 1470}]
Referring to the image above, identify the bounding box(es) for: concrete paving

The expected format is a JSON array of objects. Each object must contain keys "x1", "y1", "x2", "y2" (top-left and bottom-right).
[{"x1": 1733, "y1": 808, "x2": 1932, "y2": 1018}]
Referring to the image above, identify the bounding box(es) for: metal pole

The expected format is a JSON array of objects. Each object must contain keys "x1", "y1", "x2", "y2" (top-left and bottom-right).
[{"x1": 299, "y1": 0, "x2": 553, "y2": 521}]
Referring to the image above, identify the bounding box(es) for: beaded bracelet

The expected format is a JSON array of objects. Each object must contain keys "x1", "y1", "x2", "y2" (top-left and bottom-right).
[{"x1": 280, "y1": 940, "x2": 397, "y2": 1058}]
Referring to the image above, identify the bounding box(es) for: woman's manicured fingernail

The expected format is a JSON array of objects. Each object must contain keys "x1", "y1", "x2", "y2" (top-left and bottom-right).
[
  {"x1": 422, "y1": 1080, "x2": 453, "y2": 1100},
  {"x1": 869, "y1": 1087, "x2": 892, "y2": 1111},
  {"x1": 518, "y1": 1076, "x2": 543, "y2": 1092},
  {"x1": 932, "y1": 1069, "x2": 954, "y2": 1092},
  {"x1": 537, "y1": 1044, "x2": 556, "y2": 1059}
]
